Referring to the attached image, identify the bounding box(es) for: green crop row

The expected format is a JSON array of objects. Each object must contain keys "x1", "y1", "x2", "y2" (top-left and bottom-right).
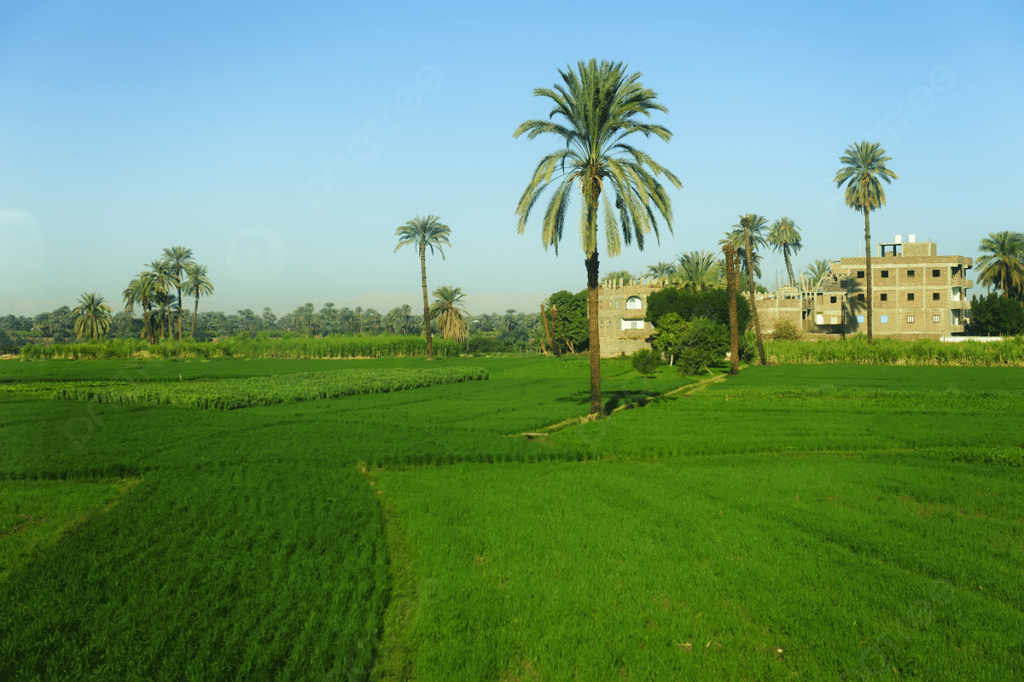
[
  {"x1": 50, "y1": 366, "x2": 488, "y2": 410},
  {"x1": 766, "y1": 335, "x2": 1024, "y2": 365},
  {"x1": 17, "y1": 334, "x2": 463, "y2": 360}
]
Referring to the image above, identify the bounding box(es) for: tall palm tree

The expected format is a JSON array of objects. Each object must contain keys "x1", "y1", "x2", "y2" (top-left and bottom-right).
[
  {"x1": 182, "y1": 263, "x2": 213, "y2": 340},
  {"x1": 721, "y1": 216, "x2": 768, "y2": 281},
  {"x1": 514, "y1": 59, "x2": 681, "y2": 415},
  {"x1": 395, "y1": 214, "x2": 452, "y2": 360},
  {"x1": 834, "y1": 141, "x2": 898, "y2": 343},
  {"x1": 804, "y1": 260, "x2": 832, "y2": 289},
  {"x1": 675, "y1": 251, "x2": 723, "y2": 292},
  {"x1": 645, "y1": 262, "x2": 676, "y2": 279},
  {"x1": 430, "y1": 286, "x2": 469, "y2": 342},
  {"x1": 768, "y1": 217, "x2": 802, "y2": 287},
  {"x1": 72, "y1": 292, "x2": 113, "y2": 340},
  {"x1": 147, "y1": 260, "x2": 175, "y2": 340},
  {"x1": 737, "y1": 214, "x2": 767, "y2": 364},
  {"x1": 976, "y1": 231, "x2": 1024, "y2": 299},
  {"x1": 162, "y1": 247, "x2": 195, "y2": 341}
]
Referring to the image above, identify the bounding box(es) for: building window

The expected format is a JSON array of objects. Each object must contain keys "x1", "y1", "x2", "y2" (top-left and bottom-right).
[
  {"x1": 857, "y1": 315, "x2": 864, "y2": 323},
  {"x1": 881, "y1": 270, "x2": 889, "y2": 278},
  {"x1": 830, "y1": 296, "x2": 837, "y2": 303},
  {"x1": 932, "y1": 315, "x2": 941, "y2": 323},
  {"x1": 932, "y1": 269, "x2": 940, "y2": 277},
  {"x1": 907, "y1": 293, "x2": 914, "y2": 301},
  {"x1": 858, "y1": 293, "x2": 865, "y2": 301},
  {"x1": 907, "y1": 315, "x2": 915, "y2": 323},
  {"x1": 857, "y1": 270, "x2": 864, "y2": 278},
  {"x1": 933, "y1": 292, "x2": 940, "y2": 300},
  {"x1": 626, "y1": 296, "x2": 642, "y2": 310},
  {"x1": 620, "y1": 319, "x2": 644, "y2": 330},
  {"x1": 880, "y1": 293, "x2": 888, "y2": 301},
  {"x1": 880, "y1": 315, "x2": 889, "y2": 324},
  {"x1": 907, "y1": 269, "x2": 915, "y2": 277}
]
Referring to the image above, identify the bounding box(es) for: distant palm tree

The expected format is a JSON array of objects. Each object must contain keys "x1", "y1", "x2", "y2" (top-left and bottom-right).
[
  {"x1": 768, "y1": 217, "x2": 802, "y2": 287},
  {"x1": 646, "y1": 262, "x2": 676, "y2": 280},
  {"x1": 976, "y1": 231, "x2": 1024, "y2": 299},
  {"x1": 430, "y1": 286, "x2": 469, "y2": 342},
  {"x1": 675, "y1": 251, "x2": 723, "y2": 292},
  {"x1": 601, "y1": 270, "x2": 636, "y2": 285},
  {"x1": 72, "y1": 292, "x2": 113, "y2": 340},
  {"x1": 148, "y1": 260, "x2": 175, "y2": 340},
  {"x1": 182, "y1": 263, "x2": 213, "y2": 340},
  {"x1": 395, "y1": 214, "x2": 452, "y2": 360},
  {"x1": 804, "y1": 260, "x2": 832, "y2": 289},
  {"x1": 834, "y1": 141, "x2": 898, "y2": 343},
  {"x1": 514, "y1": 59, "x2": 681, "y2": 415},
  {"x1": 162, "y1": 246, "x2": 195, "y2": 341}
]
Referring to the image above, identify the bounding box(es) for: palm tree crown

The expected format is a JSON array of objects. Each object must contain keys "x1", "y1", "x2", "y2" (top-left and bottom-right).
[
  {"x1": 768, "y1": 217, "x2": 802, "y2": 287},
  {"x1": 675, "y1": 251, "x2": 723, "y2": 292},
  {"x1": 514, "y1": 59, "x2": 681, "y2": 414},
  {"x1": 834, "y1": 141, "x2": 897, "y2": 343},
  {"x1": 720, "y1": 214, "x2": 768, "y2": 281},
  {"x1": 645, "y1": 262, "x2": 676, "y2": 279},
  {"x1": 395, "y1": 214, "x2": 452, "y2": 360},
  {"x1": 976, "y1": 231, "x2": 1024, "y2": 299},
  {"x1": 73, "y1": 292, "x2": 113, "y2": 340},
  {"x1": 430, "y1": 286, "x2": 469, "y2": 342}
]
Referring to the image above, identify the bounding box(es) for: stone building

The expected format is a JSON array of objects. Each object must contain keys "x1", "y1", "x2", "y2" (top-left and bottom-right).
[{"x1": 597, "y1": 277, "x2": 669, "y2": 357}]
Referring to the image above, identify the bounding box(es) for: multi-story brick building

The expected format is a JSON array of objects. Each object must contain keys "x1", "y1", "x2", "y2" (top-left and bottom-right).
[
  {"x1": 597, "y1": 236, "x2": 973, "y2": 356},
  {"x1": 822, "y1": 235, "x2": 972, "y2": 338}
]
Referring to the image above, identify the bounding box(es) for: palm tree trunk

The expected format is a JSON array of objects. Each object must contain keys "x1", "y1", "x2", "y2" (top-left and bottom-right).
[
  {"x1": 540, "y1": 304, "x2": 556, "y2": 356},
  {"x1": 585, "y1": 250, "x2": 602, "y2": 415},
  {"x1": 724, "y1": 244, "x2": 740, "y2": 375},
  {"x1": 192, "y1": 296, "x2": 199, "y2": 340},
  {"x1": 864, "y1": 210, "x2": 873, "y2": 344},
  {"x1": 743, "y1": 221, "x2": 767, "y2": 365},
  {"x1": 784, "y1": 248, "x2": 796, "y2": 288},
  {"x1": 177, "y1": 287, "x2": 184, "y2": 341},
  {"x1": 420, "y1": 244, "x2": 433, "y2": 360}
]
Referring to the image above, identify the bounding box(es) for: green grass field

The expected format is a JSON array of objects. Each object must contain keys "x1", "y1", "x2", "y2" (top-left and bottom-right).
[{"x1": 0, "y1": 355, "x2": 1021, "y2": 681}]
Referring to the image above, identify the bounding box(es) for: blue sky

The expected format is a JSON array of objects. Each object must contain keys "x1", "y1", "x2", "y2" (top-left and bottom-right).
[{"x1": 2, "y1": 0, "x2": 1021, "y2": 318}]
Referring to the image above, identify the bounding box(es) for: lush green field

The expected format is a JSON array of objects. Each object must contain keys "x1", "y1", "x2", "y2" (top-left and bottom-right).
[
  {"x1": 766, "y1": 335, "x2": 1024, "y2": 366},
  {"x1": 1, "y1": 356, "x2": 1021, "y2": 681},
  {"x1": 373, "y1": 455, "x2": 1023, "y2": 680}
]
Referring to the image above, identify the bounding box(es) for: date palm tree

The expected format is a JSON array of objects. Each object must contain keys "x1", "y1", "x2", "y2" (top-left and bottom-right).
[
  {"x1": 721, "y1": 216, "x2": 767, "y2": 282},
  {"x1": 72, "y1": 292, "x2": 112, "y2": 340},
  {"x1": 675, "y1": 251, "x2": 723, "y2": 292},
  {"x1": 834, "y1": 141, "x2": 898, "y2": 343},
  {"x1": 182, "y1": 263, "x2": 213, "y2": 340},
  {"x1": 162, "y1": 246, "x2": 194, "y2": 341},
  {"x1": 149, "y1": 260, "x2": 174, "y2": 340},
  {"x1": 514, "y1": 59, "x2": 681, "y2": 415},
  {"x1": 645, "y1": 262, "x2": 676, "y2": 280},
  {"x1": 976, "y1": 231, "x2": 1024, "y2": 300},
  {"x1": 768, "y1": 217, "x2": 802, "y2": 287},
  {"x1": 737, "y1": 214, "x2": 767, "y2": 364},
  {"x1": 395, "y1": 214, "x2": 452, "y2": 360},
  {"x1": 804, "y1": 259, "x2": 832, "y2": 290},
  {"x1": 430, "y1": 285, "x2": 469, "y2": 342}
]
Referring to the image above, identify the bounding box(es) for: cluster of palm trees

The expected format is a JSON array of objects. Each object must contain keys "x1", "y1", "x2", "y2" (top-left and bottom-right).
[{"x1": 122, "y1": 247, "x2": 213, "y2": 343}]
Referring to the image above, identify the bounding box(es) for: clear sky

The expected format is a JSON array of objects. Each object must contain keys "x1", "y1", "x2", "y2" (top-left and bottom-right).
[{"x1": 2, "y1": 0, "x2": 1021, "y2": 318}]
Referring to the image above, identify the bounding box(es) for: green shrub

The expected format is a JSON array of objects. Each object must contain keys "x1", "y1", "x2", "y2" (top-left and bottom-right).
[
  {"x1": 678, "y1": 317, "x2": 729, "y2": 375},
  {"x1": 771, "y1": 320, "x2": 802, "y2": 340},
  {"x1": 630, "y1": 348, "x2": 662, "y2": 377}
]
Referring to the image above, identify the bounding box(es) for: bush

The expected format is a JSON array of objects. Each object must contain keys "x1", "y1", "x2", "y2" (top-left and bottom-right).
[
  {"x1": 677, "y1": 317, "x2": 729, "y2": 375},
  {"x1": 631, "y1": 348, "x2": 662, "y2": 377},
  {"x1": 968, "y1": 293, "x2": 1024, "y2": 336},
  {"x1": 771, "y1": 320, "x2": 802, "y2": 340}
]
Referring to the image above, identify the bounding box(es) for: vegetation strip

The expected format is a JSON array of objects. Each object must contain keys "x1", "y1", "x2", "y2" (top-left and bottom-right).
[{"x1": 50, "y1": 366, "x2": 488, "y2": 410}]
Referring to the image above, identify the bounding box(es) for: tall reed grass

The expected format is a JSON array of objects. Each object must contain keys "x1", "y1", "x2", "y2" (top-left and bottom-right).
[
  {"x1": 17, "y1": 334, "x2": 461, "y2": 360},
  {"x1": 766, "y1": 335, "x2": 1024, "y2": 366}
]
